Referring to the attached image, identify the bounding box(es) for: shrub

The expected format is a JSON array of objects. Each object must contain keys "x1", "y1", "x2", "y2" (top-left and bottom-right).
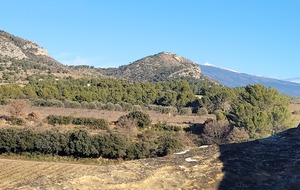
[
  {"x1": 65, "y1": 130, "x2": 98, "y2": 157},
  {"x1": 80, "y1": 101, "x2": 89, "y2": 109},
  {"x1": 152, "y1": 122, "x2": 181, "y2": 132},
  {"x1": 156, "y1": 135, "x2": 183, "y2": 156},
  {"x1": 116, "y1": 115, "x2": 137, "y2": 128},
  {"x1": 86, "y1": 102, "x2": 97, "y2": 109},
  {"x1": 94, "y1": 101, "x2": 105, "y2": 110},
  {"x1": 33, "y1": 99, "x2": 64, "y2": 107},
  {"x1": 33, "y1": 99, "x2": 49, "y2": 107},
  {"x1": 48, "y1": 99, "x2": 64, "y2": 108},
  {"x1": 179, "y1": 107, "x2": 193, "y2": 115},
  {"x1": 46, "y1": 115, "x2": 108, "y2": 129},
  {"x1": 197, "y1": 107, "x2": 208, "y2": 116},
  {"x1": 126, "y1": 111, "x2": 151, "y2": 128},
  {"x1": 114, "y1": 104, "x2": 123, "y2": 111},
  {"x1": 0, "y1": 128, "x2": 20, "y2": 153},
  {"x1": 105, "y1": 102, "x2": 115, "y2": 111},
  {"x1": 227, "y1": 127, "x2": 250, "y2": 143},
  {"x1": 214, "y1": 110, "x2": 226, "y2": 120},
  {"x1": 0, "y1": 99, "x2": 10, "y2": 105},
  {"x1": 47, "y1": 115, "x2": 73, "y2": 126},
  {"x1": 72, "y1": 117, "x2": 108, "y2": 130},
  {"x1": 161, "y1": 106, "x2": 178, "y2": 114},
  {"x1": 27, "y1": 112, "x2": 40, "y2": 122},
  {"x1": 64, "y1": 100, "x2": 81, "y2": 108},
  {"x1": 6, "y1": 117, "x2": 26, "y2": 126},
  {"x1": 126, "y1": 142, "x2": 152, "y2": 160},
  {"x1": 133, "y1": 105, "x2": 142, "y2": 111},
  {"x1": 96, "y1": 133, "x2": 129, "y2": 159},
  {"x1": 7, "y1": 100, "x2": 28, "y2": 118},
  {"x1": 201, "y1": 119, "x2": 232, "y2": 145},
  {"x1": 120, "y1": 102, "x2": 133, "y2": 111}
]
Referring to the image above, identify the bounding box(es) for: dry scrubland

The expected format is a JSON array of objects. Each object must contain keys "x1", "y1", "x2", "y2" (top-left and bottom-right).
[{"x1": 0, "y1": 105, "x2": 212, "y2": 129}]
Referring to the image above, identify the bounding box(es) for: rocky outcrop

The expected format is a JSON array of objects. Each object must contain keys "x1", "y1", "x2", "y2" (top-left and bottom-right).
[
  {"x1": 0, "y1": 30, "x2": 49, "y2": 59},
  {"x1": 0, "y1": 30, "x2": 69, "y2": 83}
]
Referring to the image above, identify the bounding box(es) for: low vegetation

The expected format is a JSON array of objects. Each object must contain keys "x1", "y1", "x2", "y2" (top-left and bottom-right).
[{"x1": 0, "y1": 76, "x2": 295, "y2": 161}]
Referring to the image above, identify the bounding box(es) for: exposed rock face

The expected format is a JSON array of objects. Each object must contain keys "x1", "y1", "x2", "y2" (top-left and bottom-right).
[
  {"x1": 0, "y1": 37, "x2": 27, "y2": 59},
  {"x1": 0, "y1": 30, "x2": 49, "y2": 59},
  {"x1": 0, "y1": 30, "x2": 69, "y2": 83},
  {"x1": 0, "y1": 128, "x2": 299, "y2": 189}
]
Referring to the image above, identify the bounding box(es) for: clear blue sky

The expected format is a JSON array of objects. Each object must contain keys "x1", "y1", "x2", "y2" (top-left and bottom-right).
[{"x1": 1, "y1": 0, "x2": 300, "y2": 80}]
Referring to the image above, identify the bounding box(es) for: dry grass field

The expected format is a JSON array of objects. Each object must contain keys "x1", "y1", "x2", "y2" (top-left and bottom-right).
[
  {"x1": 290, "y1": 103, "x2": 300, "y2": 124},
  {"x1": 0, "y1": 145, "x2": 223, "y2": 190}
]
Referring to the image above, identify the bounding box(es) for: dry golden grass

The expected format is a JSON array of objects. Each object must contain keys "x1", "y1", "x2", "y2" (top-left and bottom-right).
[{"x1": 290, "y1": 103, "x2": 300, "y2": 124}]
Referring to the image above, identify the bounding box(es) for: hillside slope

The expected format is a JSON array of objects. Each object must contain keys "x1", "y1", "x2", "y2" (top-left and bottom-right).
[
  {"x1": 201, "y1": 63, "x2": 300, "y2": 97},
  {"x1": 0, "y1": 127, "x2": 299, "y2": 189},
  {"x1": 0, "y1": 30, "x2": 69, "y2": 82},
  {"x1": 99, "y1": 52, "x2": 202, "y2": 82}
]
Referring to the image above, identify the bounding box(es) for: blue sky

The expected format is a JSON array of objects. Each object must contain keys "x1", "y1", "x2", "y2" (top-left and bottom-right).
[{"x1": 1, "y1": 0, "x2": 300, "y2": 80}]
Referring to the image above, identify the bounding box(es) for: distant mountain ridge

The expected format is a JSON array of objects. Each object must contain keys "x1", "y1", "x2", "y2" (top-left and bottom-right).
[
  {"x1": 1, "y1": 29, "x2": 299, "y2": 98},
  {"x1": 200, "y1": 63, "x2": 300, "y2": 97}
]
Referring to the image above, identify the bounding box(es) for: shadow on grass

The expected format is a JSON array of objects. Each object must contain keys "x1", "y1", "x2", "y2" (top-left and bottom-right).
[{"x1": 218, "y1": 128, "x2": 300, "y2": 190}]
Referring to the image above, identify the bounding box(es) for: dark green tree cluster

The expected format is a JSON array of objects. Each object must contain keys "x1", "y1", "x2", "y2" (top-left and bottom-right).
[
  {"x1": 0, "y1": 77, "x2": 196, "y2": 108},
  {"x1": 228, "y1": 84, "x2": 291, "y2": 138},
  {"x1": 199, "y1": 84, "x2": 292, "y2": 139}
]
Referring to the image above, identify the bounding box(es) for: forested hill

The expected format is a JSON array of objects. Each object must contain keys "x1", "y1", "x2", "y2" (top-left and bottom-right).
[{"x1": 98, "y1": 52, "x2": 203, "y2": 82}]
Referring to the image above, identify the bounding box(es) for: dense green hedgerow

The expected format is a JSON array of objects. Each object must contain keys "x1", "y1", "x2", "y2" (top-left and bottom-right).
[
  {"x1": 47, "y1": 115, "x2": 108, "y2": 129},
  {"x1": 0, "y1": 128, "x2": 183, "y2": 160}
]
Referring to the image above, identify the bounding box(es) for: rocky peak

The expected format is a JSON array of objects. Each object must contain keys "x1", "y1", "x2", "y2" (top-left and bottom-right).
[
  {"x1": 102, "y1": 52, "x2": 202, "y2": 82},
  {"x1": 0, "y1": 30, "x2": 49, "y2": 59}
]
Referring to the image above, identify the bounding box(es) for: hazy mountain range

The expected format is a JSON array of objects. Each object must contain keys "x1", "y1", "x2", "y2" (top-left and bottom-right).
[{"x1": 200, "y1": 63, "x2": 300, "y2": 97}]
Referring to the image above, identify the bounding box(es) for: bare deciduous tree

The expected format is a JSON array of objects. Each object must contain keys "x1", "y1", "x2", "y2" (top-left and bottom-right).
[{"x1": 7, "y1": 100, "x2": 28, "y2": 118}]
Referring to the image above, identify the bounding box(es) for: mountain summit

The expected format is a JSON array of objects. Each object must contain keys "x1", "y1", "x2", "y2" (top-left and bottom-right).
[
  {"x1": 100, "y1": 52, "x2": 202, "y2": 82},
  {"x1": 0, "y1": 30, "x2": 67, "y2": 82}
]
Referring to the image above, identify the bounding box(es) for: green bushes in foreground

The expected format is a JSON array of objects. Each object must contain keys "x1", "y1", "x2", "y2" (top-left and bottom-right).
[{"x1": 0, "y1": 128, "x2": 183, "y2": 160}]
